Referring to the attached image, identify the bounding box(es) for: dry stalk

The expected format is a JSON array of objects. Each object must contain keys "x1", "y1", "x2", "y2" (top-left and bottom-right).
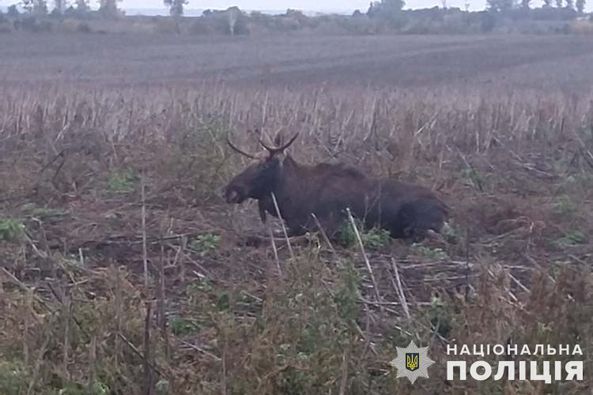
[
  {"x1": 23, "y1": 290, "x2": 31, "y2": 367},
  {"x1": 78, "y1": 247, "x2": 84, "y2": 266},
  {"x1": 26, "y1": 319, "x2": 52, "y2": 395},
  {"x1": 180, "y1": 341, "x2": 222, "y2": 362},
  {"x1": 87, "y1": 335, "x2": 97, "y2": 394},
  {"x1": 222, "y1": 335, "x2": 228, "y2": 395},
  {"x1": 390, "y1": 258, "x2": 411, "y2": 321},
  {"x1": 157, "y1": 243, "x2": 165, "y2": 330},
  {"x1": 311, "y1": 213, "x2": 337, "y2": 257},
  {"x1": 157, "y1": 241, "x2": 170, "y2": 359},
  {"x1": 114, "y1": 263, "x2": 123, "y2": 369},
  {"x1": 270, "y1": 192, "x2": 294, "y2": 260},
  {"x1": 141, "y1": 174, "x2": 150, "y2": 291},
  {"x1": 338, "y1": 342, "x2": 350, "y2": 395},
  {"x1": 143, "y1": 300, "x2": 154, "y2": 395},
  {"x1": 268, "y1": 224, "x2": 282, "y2": 276},
  {"x1": 509, "y1": 272, "x2": 530, "y2": 294},
  {"x1": 177, "y1": 236, "x2": 188, "y2": 284},
  {"x1": 117, "y1": 332, "x2": 165, "y2": 378},
  {"x1": 346, "y1": 208, "x2": 382, "y2": 311},
  {"x1": 63, "y1": 293, "x2": 72, "y2": 380}
]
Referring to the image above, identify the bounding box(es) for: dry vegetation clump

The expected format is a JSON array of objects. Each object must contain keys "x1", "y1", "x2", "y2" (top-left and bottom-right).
[{"x1": 0, "y1": 84, "x2": 592, "y2": 394}]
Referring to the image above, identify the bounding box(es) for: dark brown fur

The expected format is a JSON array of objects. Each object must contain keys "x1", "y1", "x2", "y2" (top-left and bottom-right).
[{"x1": 224, "y1": 147, "x2": 448, "y2": 241}]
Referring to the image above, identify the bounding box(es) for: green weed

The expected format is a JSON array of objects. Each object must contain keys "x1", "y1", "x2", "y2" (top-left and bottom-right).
[
  {"x1": 333, "y1": 260, "x2": 361, "y2": 323},
  {"x1": 338, "y1": 220, "x2": 391, "y2": 250},
  {"x1": 190, "y1": 233, "x2": 221, "y2": 255},
  {"x1": 107, "y1": 168, "x2": 137, "y2": 193},
  {"x1": 555, "y1": 230, "x2": 587, "y2": 247},
  {"x1": 170, "y1": 316, "x2": 200, "y2": 336},
  {"x1": 553, "y1": 195, "x2": 577, "y2": 215},
  {"x1": 425, "y1": 294, "x2": 454, "y2": 338},
  {"x1": 0, "y1": 360, "x2": 28, "y2": 395},
  {"x1": 412, "y1": 245, "x2": 449, "y2": 260},
  {"x1": 461, "y1": 167, "x2": 486, "y2": 192},
  {"x1": 0, "y1": 218, "x2": 25, "y2": 242}
]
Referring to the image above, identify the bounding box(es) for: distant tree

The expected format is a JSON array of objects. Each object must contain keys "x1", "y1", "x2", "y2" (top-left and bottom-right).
[
  {"x1": 99, "y1": 0, "x2": 120, "y2": 17},
  {"x1": 521, "y1": 0, "x2": 531, "y2": 9},
  {"x1": 480, "y1": 10, "x2": 496, "y2": 31},
  {"x1": 367, "y1": 0, "x2": 405, "y2": 24},
  {"x1": 22, "y1": 0, "x2": 48, "y2": 15},
  {"x1": 21, "y1": 0, "x2": 31, "y2": 13},
  {"x1": 164, "y1": 0, "x2": 187, "y2": 17},
  {"x1": 53, "y1": 0, "x2": 65, "y2": 14},
  {"x1": 227, "y1": 6, "x2": 240, "y2": 35},
  {"x1": 564, "y1": 0, "x2": 574, "y2": 8},
  {"x1": 487, "y1": 0, "x2": 514, "y2": 12},
  {"x1": 7, "y1": 4, "x2": 20, "y2": 16},
  {"x1": 75, "y1": 0, "x2": 89, "y2": 13},
  {"x1": 555, "y1": 0, "x2": 563, "y2": 7},
  {"x1": 36, "y1": 0, "x2": 48, "y2": 15},
  {"x1": 543, "y1": 0, "x2": 553, "y2": 6},
  {"x1": 575, "y1": 0, "x2": 585, "y2": 12}
]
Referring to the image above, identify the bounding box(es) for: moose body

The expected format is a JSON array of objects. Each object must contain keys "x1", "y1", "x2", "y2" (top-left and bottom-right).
[{"x1": 224, "y1": 133, "x2": 448, "y2": 241}]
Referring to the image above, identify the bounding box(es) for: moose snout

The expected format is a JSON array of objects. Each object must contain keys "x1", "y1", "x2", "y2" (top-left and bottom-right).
[{"x1": 223, "y1": 185, "x2": 245, "y2": 204}]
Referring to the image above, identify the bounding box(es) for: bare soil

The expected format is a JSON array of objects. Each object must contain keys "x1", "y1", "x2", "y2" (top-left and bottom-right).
[{"x1": 2, "y1": 33, "x2": 593, "y2": 91}]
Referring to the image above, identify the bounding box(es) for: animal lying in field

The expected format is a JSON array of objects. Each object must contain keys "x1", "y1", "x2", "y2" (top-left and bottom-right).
[{"x1": 223, "y1": 133, "x2": 448, "y2": 241}]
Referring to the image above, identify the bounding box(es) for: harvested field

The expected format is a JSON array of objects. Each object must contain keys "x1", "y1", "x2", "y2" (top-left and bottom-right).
[
  {"x1": 0, "y1": 33, "x2": 592, "y2": 394},
  {"x1": 2, "y1": 33, "x2": 593, "y2": 90}
]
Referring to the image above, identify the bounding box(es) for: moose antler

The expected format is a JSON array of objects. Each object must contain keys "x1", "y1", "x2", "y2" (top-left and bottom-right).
[
  {"x1": 259, "y1": 132, "x2": 300, "y2": 155},
  {"x1": 226, "y1": 135, "x2": 258, "y2": 159}
]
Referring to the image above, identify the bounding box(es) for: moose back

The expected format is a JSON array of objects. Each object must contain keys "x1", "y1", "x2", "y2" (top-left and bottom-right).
[{"x1": 223, "y1": 133, "x2": 448, "y2": 241}]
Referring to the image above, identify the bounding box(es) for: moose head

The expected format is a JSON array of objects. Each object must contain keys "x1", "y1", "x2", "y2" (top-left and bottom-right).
[{"x1": 223, "y1": 132, "x2": 299, "y2": 205}]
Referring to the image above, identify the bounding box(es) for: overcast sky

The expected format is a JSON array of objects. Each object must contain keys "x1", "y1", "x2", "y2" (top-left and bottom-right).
[{"x1": 1, "y1": 0, "x2": 590, "y2": 13}]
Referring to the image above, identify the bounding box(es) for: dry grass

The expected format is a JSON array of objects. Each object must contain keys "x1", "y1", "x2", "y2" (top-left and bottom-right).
[{"x1": 0, "y1": 76, "x2": 592, "y2": 393}]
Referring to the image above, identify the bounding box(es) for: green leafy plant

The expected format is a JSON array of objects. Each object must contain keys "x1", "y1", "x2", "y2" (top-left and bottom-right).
[
  {"x1": 553, "y1": 195, "x2": 577, "y2": 215},
  {"x1": 555, "y1": 231, "x2": 587, "y2": 247},
  {"x1": 337, "y1": 221, "x2": 356, "y2": 247},
  {"x1": 0, "y1": 218, "x2": 25, "y2": 242},
  {"x1": 412, "y1": 245, "x2": 449, "y2": 260},
  {"x1": 0, "y1": 360, "x2": 29, "y2": 395},
  {"x1": 337, "y1": 220, "x2": 390, "y2": 250},
  {"x1": 107, "y1": 168, "x2": 137, "y2": 193},
  {"x1": 425, "y1": 295, "x2": 454, "y2": 338},
  {"x1": 155, "y1": 379, "x2": 170, "y2": 395},
  {"x1": 441, "y1": 220, "x2": 461, "y2": 243},
  {"x1": 170, "y1": 316, "x2": 200, "y2": 336},
  {"x1": 333, "y1": 261, "x2": 361, "y2": 323},
  {"x1": 461, "y1": 167, "x2": 485, "y2": 192},
  {"x1": 363, "y1": 227, "x2": 391, "y2": 250},
  {"x1": 57, "y1": 381, "x2": 110, "y2": 395},
  {"x1": 190, "y1": 233, "x2": 221, "y2": 255}
]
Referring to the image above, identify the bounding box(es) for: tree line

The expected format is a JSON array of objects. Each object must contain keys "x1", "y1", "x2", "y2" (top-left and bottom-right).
[
  {"x1": 0, "y1": 0, "x2": 589, "y2": 35},
  {"x1": 2, "y1": 0, "x2": 586, "y2": 19}
]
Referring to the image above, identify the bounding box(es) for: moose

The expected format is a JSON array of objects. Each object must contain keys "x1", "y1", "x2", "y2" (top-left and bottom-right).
[{"x1": 223, "y1": 132, "x2": 448, "y2": 241}]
